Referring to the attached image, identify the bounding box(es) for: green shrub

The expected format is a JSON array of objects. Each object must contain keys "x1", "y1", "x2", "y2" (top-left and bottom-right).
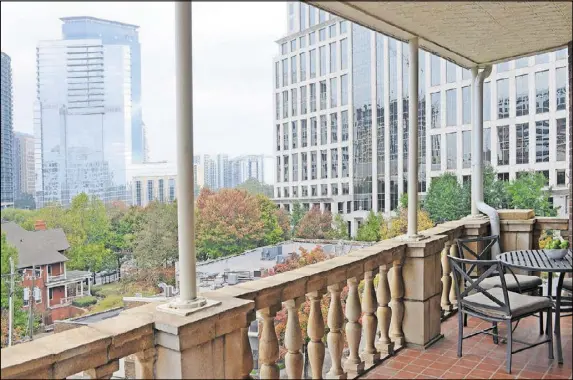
[
  {"x1": 90, "y1": 286, "x2": 103, "y2": 297},
  {"x1": 72, "y1": 296, "x2": 97, "y2": 308}
]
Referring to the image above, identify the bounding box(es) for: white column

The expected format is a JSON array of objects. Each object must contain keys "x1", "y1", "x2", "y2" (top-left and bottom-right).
[
  {"x1": 88, "y1": 278, "x2": 91, "y2": 295},
  {"x1": 81, "y1": 281, "x2": 84, "y2": 296},
  {"x1": 407, "y1": 37, "x2": 419, "y2": 237},
  {"x1": 471, "y1": 67, "x2": 480, "y2": 216}
]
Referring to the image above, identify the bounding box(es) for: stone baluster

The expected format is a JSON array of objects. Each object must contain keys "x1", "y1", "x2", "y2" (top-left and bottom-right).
[
  {"x1": 326, "y1": 284, "x2": 346, "y2": 379},
  {"x1": 241, "y1": 311, "x2": 256, "y2": 379},
  {"x1": 449, "y1": 242, "x2": 459, "y2": 308},
  {"x1": 344, "y1": 277, "x2": 364, "y2": 377},
  {"x1": 284, "y1": 298, "x2": 304, "y2": 380},
  {"x1": 361, "y1": 271, "x2": 380, "y2": 369},
  {"x1": 376, "y1": 264, "x2": 394, "y2": 355},
  {"x1": 389, "y1": 259, "x2": 405, "y2": 347},
  {"x1": 260, "y1": 305, "x2": 281, "y2": 379},
  {"x1": 440, "y1": 241, "x2": 453, "y2": 313},
  {"x1": 85, "y1": 361, "x2": 119, "y2": 380},
  {"x1": 307, "y1": 291, "x2": 326, "y2": 379},
  {"x1": 135, "y1": 348, "x2": 156, "y2": 379}
]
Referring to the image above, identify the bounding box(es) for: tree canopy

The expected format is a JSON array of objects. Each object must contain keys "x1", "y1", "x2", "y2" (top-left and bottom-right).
[{"x1": 294, "y1": 206, "x2": 334, "y2": 239}]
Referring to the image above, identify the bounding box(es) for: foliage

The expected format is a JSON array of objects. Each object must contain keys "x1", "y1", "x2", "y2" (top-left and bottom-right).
[
  {"x1": 356, "y1": 210, "x2": 383, "y2": 242},
  {"x1": 505, "y1": 171, "x2": 558, "y2": 216},
  {"x1": 332, "y1": 213, "x2": 349, "y2": 240},
  {"x1": 1, "y1": 234, "x2": 27, "y2": 347},
  {"x1": 89, "y1": 295, "x2": 124, "y2": 314},
  {"x1": 275, "y1": 207, "x2": 292, "y2": 241},
  {"x1": 294, "y1": 206, "x2": 334, "y2": 239},
  {"x1": 423, "y1": 173, "x2": 470, "y2": 222},
  {"x1": 482, "y1": 165, "x2": 510, "y2": 209},
  {"x1": 236, "y1": 178, "x2": 273, "y2": 198},
  {"x1": 72, "y1": 296, "x2": 98, "y2": 308},
  {"x1": 380, "y1": 208, "x2": 435, "y2": 240},
  {"x1": 256, "y1": 195, "x2": 286, "y2": 246},
  {"x1": 291, "y1": 201, "x2": 305, "y2": 230}
]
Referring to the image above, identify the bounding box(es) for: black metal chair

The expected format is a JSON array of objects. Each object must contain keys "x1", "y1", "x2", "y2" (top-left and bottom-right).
[
  {"x1": 456, "y1": 235, "x2": 543, "y2": 329},
  {"x1": 449, "y1": 256, "x2": 554, "y2": 374}
]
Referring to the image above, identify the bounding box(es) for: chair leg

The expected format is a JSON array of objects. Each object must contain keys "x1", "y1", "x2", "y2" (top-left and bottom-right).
[
  {"x1": 547, "y1": 307, "x2": 554, "y2": 360},
  {"x1": 463, "y1": 312, "x2": 468, "y2": 327},
  {"x1": 492, "y1": 322, "x2": 498, "y2": 344},
  {"x1": 506, "y1": 320, "x2": 513, "y2": 374},
  {"x1": 458, "y1": 310, "x2": 463, "y2": 358},
  {"x1": 539, "y1": 311, "x2": 544, "y2": 335}
]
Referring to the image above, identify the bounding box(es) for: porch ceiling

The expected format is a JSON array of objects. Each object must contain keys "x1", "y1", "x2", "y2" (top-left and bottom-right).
[{"x1": 307, "y1": 1, "x2": 572, "y2": 68}]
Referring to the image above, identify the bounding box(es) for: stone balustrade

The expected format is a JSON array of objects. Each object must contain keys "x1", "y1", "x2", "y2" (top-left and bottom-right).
[{"x1": 2, "y1": 213, "x2": 567, "y2": 380}]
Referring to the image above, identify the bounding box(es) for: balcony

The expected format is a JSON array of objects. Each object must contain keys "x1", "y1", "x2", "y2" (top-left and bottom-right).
[{"x1": 1, "y1": 214, "x2": 570, "y2": 379}]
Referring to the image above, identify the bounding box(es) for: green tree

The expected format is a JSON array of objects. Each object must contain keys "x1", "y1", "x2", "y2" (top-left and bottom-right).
[
  {"x1": 506, "y1": 171, "x2": 557, "y2": 216},
  {"x1": 256, "y1": 195, "x2": 284, "y2": 246},
  {"x1": 1, "y1": 233, "x2": 27, "y2": 347},
  {"x1": 423, "y1": 173, "x2": 470, "y2": 222},
  {"x1": 482, "y1": 165, "x2": 510, "y2": 209},
  {"x1": 291, "y1": 201, "x2": 305, "y2": 230},
  {"x1": 332, "y1": 213, "x2": 349, "y2": 239},
  {"x1": 236, "y1": 178, "x2": 273, "y2": 198},
  {"x1": 356, "y1": 210, "x2": 382, "y2": 242}
]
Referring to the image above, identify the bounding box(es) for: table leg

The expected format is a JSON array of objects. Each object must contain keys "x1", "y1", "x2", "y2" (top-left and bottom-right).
[
  {"x1": 546, "y1": 274, "x2": 553, "y2": 333},
  {"x1": 555, "y1": 272, "x2": 565, "y2": 364}
]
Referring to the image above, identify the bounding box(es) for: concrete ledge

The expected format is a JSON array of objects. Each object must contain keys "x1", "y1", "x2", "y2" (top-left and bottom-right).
[{"x1": 498, "y1": 209, "x2": 535, "y2": 220}]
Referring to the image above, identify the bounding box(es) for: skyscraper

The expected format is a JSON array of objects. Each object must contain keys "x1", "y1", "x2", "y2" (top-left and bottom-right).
[
  {"x1": 1, "y1": 52, "x2": 14, "y2": 207},
  {"x1": 13, "y1": 132, "x2": 36, "y2": 200},
  {"x1": 216, "y1": 154, "x2": 230, "y2": 189},
  {"x1": 274, "y1": 3, "x2": 570, "y2": 236},
  {"x1": 60, "y1": 16, "x2": 145, "y2": 163},
  {"x1": 34, "y1": 37, "x2": 132, "y2": 207},
  {"x1": 203, "y1": 154, "x2": 218, "y2": 190}
]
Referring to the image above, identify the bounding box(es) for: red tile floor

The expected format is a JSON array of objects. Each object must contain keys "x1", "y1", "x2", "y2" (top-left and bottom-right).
[{"x1": 360, "y1": 314, "x2": 572, "y2": 379}]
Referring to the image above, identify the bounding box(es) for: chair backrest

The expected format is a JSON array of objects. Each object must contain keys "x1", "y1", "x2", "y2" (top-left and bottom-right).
[
  {"x1": 449, "y1": 255, "x2": 511, "y2": 316},
  {"x1": 456, "y1": 235, "x2": 500, "y2": 277}
]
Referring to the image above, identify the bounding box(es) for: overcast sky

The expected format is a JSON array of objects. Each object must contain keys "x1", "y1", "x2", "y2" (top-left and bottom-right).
[{"x1": 1, "y1": 1, "x2": 285, "y2": 167}]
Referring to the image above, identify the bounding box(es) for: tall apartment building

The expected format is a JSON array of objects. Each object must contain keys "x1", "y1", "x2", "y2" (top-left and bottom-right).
[
  {"x1": 273, "y1": 3, "x2": 570, "y2": 237},
  {"x1": 13, "y1": 132, "x2": 36, "y2": 199},
  {"x1": 1, "y1": 52, "x2": 14, "y2": 208},
  {"x1": 60, "y1": 17, "x2": 145, "y2": 163},
  {"x1": 217, "y1": 154, "x2": 230, "y2": 189},
  {"x1": 203, "y1": 154, "x2": 218, "y2": 190},
  {"x1": 35, "y1": 37, "x2": 132, "y2": 208},
  {"x1": 229, "y1": 155, "x2": 266, "y2": 188}
]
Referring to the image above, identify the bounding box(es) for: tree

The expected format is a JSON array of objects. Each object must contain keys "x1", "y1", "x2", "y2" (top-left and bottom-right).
[
  {"x1": 294, "y1": 206, "x2": 334, "y2": 239},
  {"x1": 506, "y1": 171, "x2": 558, "y2": 216},
  {"x1": 291, "y1": 201, "x2": 305, "y2": 230},
  {"x1": 236, "y1": 178, "x2": 273, "y2": 198},
  {"x1": 1, "y1": 233, "x2": 27, "y2": 347},
  {"x1": 356, "y1": 210, "x2": 382, "y2": 242},
  {"x1": 380, "y1": 208, "x2": 435, "y2": 240},
  {"x1": 133, "y1": 201, "x2": 178, "y2": 268},
  {"x1": 423, "y1": 173, "x2": 470, "y2": 222},
  {"x1": 256, "y1": 195, "x2": 285, "y2": 246},
  {"x1": 482, "y1": 165, "x2": 510, "y2": 209},
  {"x1": 275, "y1": 207, "x2": 291, "y2": 241},
  {"x1": 332, "y1": 213, "x2": 349, "y2": 240}
]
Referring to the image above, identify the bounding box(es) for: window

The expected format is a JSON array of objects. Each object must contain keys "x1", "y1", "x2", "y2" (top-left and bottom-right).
[
  {"x1": 147, "y1": 180, "x2": 154, "y2": 202},
  {"x1": 535, "y1": 53, "x2": 549, "y2": 64},
  {"x1": 169, "y1": 179, "x2": 175, "y2": 201},
  {"x1": 283, "y1": 123, "x2": 289, "y2": 150},
  {"x1": 275, "y1": 62, "x2": 280, "y2": 89},
  {"x1": 342, "y1": 147, "x2": 349, "y2": 177},
  {"x1": 282, "y1": 91, "x2": 289, "y2": 118},
  {"x1": 159, "y1": 179, "x2": 164, "y2": 202},
  {"x1": 340, "y1": 21, "x2": 347, "y2": 34},
  {"x1": 330, "y1": 113, "x2": 338, "y2": 143},
  {"x1": 461, "y1": 86, "x2": 471, "y2": 124},
  {"x1": 556, "y1": 48, "x2": 567, "y2": 60},
  {"x1": 515, "y1": 74, "x2": 529, "y2": 116},
  {"x1": 431, "y1": 55, "x2": 441, "y2": 86},
  {"x1": 446, "y1": 133, "x2": 457, "y2": 169},
  {"x1": 431, "y1": 135, "x2": 441, "y2": 170},
  {"x1": 283, "y1": 155, "x2": 289, "y2": 182},
  {"x1": 341, "y1": 74, "x2": 348, "y2": 105},
  {"x1": 483, "y1": 128, "x2": 491, "y2": 164},
  {"x1": 483, "y1": 82, "x2": 491, "y2": 121},
  {"x1": 319, "y1": 80, "x2": 327, "y2": 110},
  {"x1": 332, "y1": 184, "x2": 339, "y2": 196},
  {"x1": 275, "y1": 93, "x2": 280, "y2": 120},
  {"x1": 462, "y1": 68, "x2": 471, "y2": 80},
  {"x1": 496, "y1": 61, "x2": 509, "y2": 73},
  {"x1": 446, "y1": 61, "x2": 457, "y2": 83},
  {"x1": 311, "y1": 151, "x2": 317, "y2": 179},
  {"x1": 497, "y1": 78, "x2": 509, "y2": 119},
  {"x1": 319, "y1": 46, "x2": 326, "y2": 76},
  {"x1": 341, "y1": 110, "x2": 349, "y2": 141},
  {"x1": 535, "y1": 120, "x2": 549, "y2": 163},
  {"x1": 292, "y1": 186, "x2": 298, "y2": 197},
  {"x1": 281, "y1": 43, "x2": 287, "y2": 55},
  {"x1": 556, "y1": 118, "x2": 567, "y2": 161},
  {"x1": 276, "y1": 124, "x2": 281, "y2": 150},
  {"x1": 446, "y1": 89, "x2": 457, "y2": 126},
  {"x1": 282, "y1": 59, "x2": 288, "y2": 86},
  {"x1": 309, "y1": 6, "x2": 316, "y2": 27},
  {"x1": 290, "y1": 39, "x2": 296, "y2": 52},
  {"x1": 310, "y1": 83, "x2": 316, "y2": 112},
  {"x1": 301, "y1": 119, "x2": 308, "y2": 147},
  {"x1": 340, "y1": 39, "x2": 348, "y2": 70},
  {"x1": 276, "y1": 157, "x2": 281, "y2": 183},
  {"x1": 321, "y1": 184, "x2": 328, "y2": 196},
  {"x1": 299, "y1": 35, "x2": 306, "y2": 49},
  {"x1": 284, "y1": 187, "x2": 289, "y2": 198},
  {"x1": 320, "y1": 115, "x2": 327, "y2": 145},
  {"x1": 556, "y1": 170, "x2": 566, "y2": 185},
  {"x1": 330, "y1": 77, "x2": 337, "y2": 107},
  {"x1": 515, "y1": 57, "x2": 528, "y2": 69},
  {"x1": 498, "y1": 172, "x2": 509, "y2": 182},
  {"x1": 292, "y1": 154, "x2": 298, "y2": 181},
  {"x1": 331, "y1": 148, "x2": 338, "y2": 178},
  {"x1": 291, "y1": 56, "x2": 297, "y2": 84},
  {"x1": 556, "y1": 67, "x2": 567, "y2": 111},
  {"x1": 301, "y1": 152, "x2": 308, "y2": 180},
  {"x1": 300, "y1": 86, "x2": 307, "y2": 115},
  {"x1": 309, "y1": 49, "x2": 316, "y2": 78},
  {"x1": 292, "y1": 121, "x2": 298, "y2": 149},
  {"x1": 309, "y1": 31, "x2": 316, "y2": 45},
  {"x1": 319, "y1": 28, "x2": 326, "y2": 41},
  {"x1": 300, "y1": 3, "x2": 308, "y2": 30},
  {"x1": 535, "y1": 70, "x2": 549, "y2": 114},
  {"x1": 431, "y1": 92, "x2": 440, "y2": 129},
  {"x1": 291, "y1": 88, "x2": 297, "y2": 116},
  {"x1": 310, "y1": 117, "x2": 317, "y2": 146},
  {"x1": 34, "y1": 286, "x2": 41, "y2": 303},
  {"x1": 49, "y1": 288, "x2": 54, "y2": 300},
  {"x1": 135, "y1": 180, "x2": 142, "y2": 206},
  {"x1": 462, "y1": 131, "x2": 471, "y2": 169},
  {"x1": 321, "y1": 150, "x2": 328, "y2": 179},
  {"x1": 319, "y1": 10, "x2": 326, "y2": 23},
  {"x1": 515, "y1": 123, "x2": 529, "y2": 164},
  {"x1": 329, "y1": 42, "x2": 337, "y2": 73},
  {"x1": 463, "y1": 175, "x2": 471, "y2": 186},
  {"x1": 497, "y1": 125, "x2": 509, "y2": 165}
]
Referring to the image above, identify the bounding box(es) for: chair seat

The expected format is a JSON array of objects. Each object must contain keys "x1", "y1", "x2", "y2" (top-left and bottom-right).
[
  {"x1": 463, "y1": 288, "x2": 552, "y2": 318},
  {"x1": 477, "y1": 274, "x2": 542, "y2": 292},
  {"x1": 563, "y1": 278, "x2": 573, "y2": 292}
]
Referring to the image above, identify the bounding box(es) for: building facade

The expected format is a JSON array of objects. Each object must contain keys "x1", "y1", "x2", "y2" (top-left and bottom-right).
[
  {"x1": 60, "y1": 16, "x2": 145, "y2": 163},
  {"x1": 273, "y1": 3, "x2": 570, "y2": 236},
  {"x1": 127, "y1": 161, "x2": 176, "y2": 207},
  {"x1": 1, "y1": 52, "x2": 14, "y2": 207},
  {"x1": 13, "y1": 132, "x2": 36, "y2": 200},
  {"x1": 34, "y1": 38, "x2": 132, "y2": 208}
]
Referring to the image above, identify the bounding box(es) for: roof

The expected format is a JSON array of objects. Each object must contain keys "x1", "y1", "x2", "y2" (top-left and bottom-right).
[
  {"x1": 60, "y1": 16, "x2": 139, "y2": 30},
  {"x1": 309, "y1": 1, "x2": 572, "y2": 68},
  {"x1": 1, "y1": 222, "x2": 69, "y2": 269}
]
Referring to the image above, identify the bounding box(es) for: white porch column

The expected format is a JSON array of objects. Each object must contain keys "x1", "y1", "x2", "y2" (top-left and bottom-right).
[
  {"x1": 81, "y1": 281, "x2": 84, "y2": 296},
  {"x1": 407, "y1": 37, "x2": 419, "y2": 237},
  {"x1": 471, "y1": 67, "x2": 480, "y2": 216},
  {"x1": 64, "y1": 285, "x2": 68, "y2": 298},
  {"x1": 88, "y1": 278, "x2": 91, "y2": 295}
]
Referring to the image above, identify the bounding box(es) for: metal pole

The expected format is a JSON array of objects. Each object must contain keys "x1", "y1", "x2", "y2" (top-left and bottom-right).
[
  {"x1": 8, "y1": 257, "x2": 14, "y2": 347},
  {"x1": 407, "y1": 37, "x2": 419, "y2": 237},
  {"x1": 29, "y1": 265, "x2": 35, "y2": 341},
  {"x1": 174, "y1": 1, "x2": 199, "y2": 304}
]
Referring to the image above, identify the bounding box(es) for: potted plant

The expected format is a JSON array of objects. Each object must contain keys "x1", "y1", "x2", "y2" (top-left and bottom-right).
[{"x1": 539, "y1": 230, "x2": 570, "y2": 259}]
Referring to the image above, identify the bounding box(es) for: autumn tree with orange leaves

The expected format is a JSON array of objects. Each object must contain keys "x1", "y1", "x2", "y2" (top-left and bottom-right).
[{"x1": 294, "y1": 206, "x2": 334, "y2": 239}]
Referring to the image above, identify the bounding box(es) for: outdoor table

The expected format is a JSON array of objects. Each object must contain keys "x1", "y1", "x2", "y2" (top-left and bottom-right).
[{"x1": 497, "y1": 249, "x2": 572, "y2": 364}]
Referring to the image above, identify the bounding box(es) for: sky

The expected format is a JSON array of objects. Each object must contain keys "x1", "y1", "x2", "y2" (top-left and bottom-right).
[{"x1": 0, "y1": 1, "x2": 286, "y2": 169}]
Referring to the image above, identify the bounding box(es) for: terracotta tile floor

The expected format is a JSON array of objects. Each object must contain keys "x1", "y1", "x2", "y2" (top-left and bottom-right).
[{"x1": 360, "y1": 314, "x2": 572, "y2": 379}]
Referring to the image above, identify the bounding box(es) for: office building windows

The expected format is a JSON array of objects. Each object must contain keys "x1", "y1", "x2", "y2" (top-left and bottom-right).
[
  {"x1": 497, "y1": 78, "x2": 509, "y2": 119},
  {"x1": 483, "y1": 82, "x2": 491, "y2": 121},
  {"x1": 535, "y1": 53, "x2": 549, "y2": 64},
  {"x1": 330, "y1": 112, "x2": 338, "y2": 143},
  {"x1": 515, "y1": 57, "x2": 528, "y2": 69},
  {"x1": 291, "y1": 56, "x2": 297, "y2": 84},
  {"x1": 497, "y1": 61, "x2": 509, "y2": 73},
  {"x1": 319, "y1": 80, "x2": 327, "y2": 110},
  {"x1": 431, "y1": 135, "x2": 441, "y2": 170},
  {"x1": 310, "y1": 117, "x2": 317, "y2": 146},
  {"x1": 556, "y1": 67, "x2": 567, "y2": 111},
  {"x1": 342, "y1": 146, "x2": 349, "y2": 177},
  {"x1": 292, "y1": 121, "x2": 298, "y2": 149},
  {"x1": 535, "y1": 120, "x2": 549, "y2": 163},
  {"x1": 331, "y1": 148, "x2": 338, "y2": 178},
  {"x1": 283, "y1": 122, "x2": 289, "y2": 150},
  {"x1": 158, "y1": 179, "x2": 164, "y2": 202},
  {"x1": 283, "y1": 155, "x2": 289, "y2": 182},
  {"x1": 515, "y1": 74, "x2": 529, "y2": 116},
  {"x1": 282, "y1": 90, "x2": 289, "y2": 118},
  {"x1": 301, "y1": 119, "x2": 308, "y2": 147},
  {"x1": 462, "y1": 131, "x2": 471, "y2": 169},
  {"x1": 309, "y1": 6, "x2": 316, "y2": 27},
  {"x1": 320, "y1": 115, "x2": 327, "y2": 145},
  {"x1": 556, "y1": 118, "x2": 566, "y2": 161},
  {"x1": 309, "y1": 49, "x2": 316, "y2": 78},
  {"x1": 446, "y1": 89, "x2": 457, "y2": 126},
  {"x1": 310, "y1": 83, "x2": 316, "y2": 112},
  {"x1": 515, "y1": 123, "x2": 529, "y2": 164},
  {"x1": 329, "y1": 24, "x2": 336, "y2": 38},
  {"x1": 446, "y1": 61, "x2": 457, "y2": 83},
  {"x1": 431, "y1": 92, "x2": 440, "y2": 129},
  {"x1": 299, "y1": 35, "x2": 306, "y2": 49},
  {"x1": 282, "y1": 58, "x2": 288, "y2": 86},
  {"x1": 276, "y1": 157, "x2": 281, "y2": 183},
  {"x1": 535, "y1": 70, "x2": 549, "y2": 114},
  {"x1": 340, "y1": 38, "x2": 348, "y2": 70},
  {"x1": 135, "y1": 181, "x2": 142, "y2": 206},
  {"x1": 275, "y1": 62, "x2": 280, "y2": 89},
  {"x1": 292, "y1": 153, "x2": 298, "y2": 181},
  {"x1": 319, "y1": 28, "x2": 326, "y2": 41},
  {"x1": 147, "y1": 180, "x2": 154, "y2": 202},
  {"x1": 320, "y1": 150, "x2": 328, "y2": 179},
  {"x1": 462, "y1": 86, "x2": 471, "y2": 124},
  {"x1": 557, "y1": 170, "x2": 566, "y2": 185},
  {"x1": 483, "y1": 128, "x2": 491, "y2": 164},
  {"x1": 300, "y1": 52, "x2": 306, "y2": 81},
  {"x1": 341, "y1": 74, "x2": 348, "y2": 105},
  {"x1": 330, "y1": 77, "x2": 337, "y2": 107},
  {"x1": 291, "y1": 88, "x2": 297, "y2": 116},
  {"x1": 301, "y1": 152, "x2": 308, "y2": 180},
  {"x1": 431, "y1": 54, "x2": 441, "y2": 86},
  {"x1": 300, "y1": 86, "x2": 307, "y2": 115},
  {"x1": 319, "y1": 46, "x2": 326, "y2": 76},
  {"x1": 341, "y1": 110, "x2": 349, "y2": 141},
  {"x1": 169, "y1": 179, "x2": 175, "y2": 201},
  {"x1": 311, "y1": 151, "x2": 317, "y2": 179},
  {"x1": 497, "y1": 125, "x2": 509, "y2": 165},
  {"x1": 330, "y1": 42, "x2": 337, "y2": 73},
  {"x1": 446, "y1": 133, "x2": 457, "y2": 169}
]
